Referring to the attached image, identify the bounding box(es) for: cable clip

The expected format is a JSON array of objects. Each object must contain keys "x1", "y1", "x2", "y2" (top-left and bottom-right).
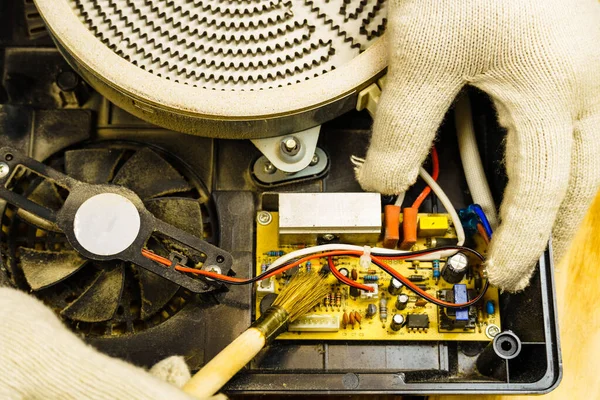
[{"x1": 359, "y1": 246, "x2": 372, "y2": 270}]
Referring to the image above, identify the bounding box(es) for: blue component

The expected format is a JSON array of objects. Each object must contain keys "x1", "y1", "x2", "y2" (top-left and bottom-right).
[
  {"x1": 306, "y1": 261, "x2": 312, "y2": 272},
  {"x1": 364, "y1": 275, "x2": 379, "y2": 282},
  {"x1": 486, "y1": 300, "x2": 495, "y2": 315},
  {"x1": 468, "y1": 204, "x2": 493, "y2": 238},
  {"x1": 432, "y1": 260, "x2": 440, "y2": 278},
  {"x1": 266, "y1": 250, "x2": 285, "y2": 257},
  {"x1": 458, "y1": 208, "x2": 479, "y2": 236},
  {"x1": 453, "y1": 284, "x2": 469, "y2": 321},
  {"x1": 261, "y1": 263, "x2": 268, "y2": 273}
]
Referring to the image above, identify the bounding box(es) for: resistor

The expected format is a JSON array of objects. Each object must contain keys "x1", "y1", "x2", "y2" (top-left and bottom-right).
[
  {"x1": 361, "y1": 269, "x2": 377, "y2": 274},
  {"x1": 328, "y1": 293, "x2": 335, "y2": 307},
  {"x1": 364, "y1": 274, "x2": 379, "y2": 282},
  {"x1": 380, "y1": 298, "x2": 388, "y2": 321},
  {"x1": 261, "y1": 263, "x2": 268, "y2": 273},
  {"x1": 335, "y1": 292, "x2": 341, "y2": 308},
  {"x1": 323, "y1": 295, "x2": 330, "y2": 308},
  {"x1": 266, "y1": 250, "x2": 285, "y2": 257},
  {"x1": 342, "y1": 312, "x2": 349, "y2": 328},
  {"x1": 432, "y1": 260, "x2": 440, "y2": 281},
  {"x1": 306, "y1": 261, "x2": 312, "y2": 272},
  {"x1": 408, "y1": 275, "x2": 426, "y2": 282}
]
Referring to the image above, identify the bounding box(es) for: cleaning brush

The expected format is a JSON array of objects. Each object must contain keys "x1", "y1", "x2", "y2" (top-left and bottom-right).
[{"x1": 183, "y1": 269, "x2": 331, "y2": 398}]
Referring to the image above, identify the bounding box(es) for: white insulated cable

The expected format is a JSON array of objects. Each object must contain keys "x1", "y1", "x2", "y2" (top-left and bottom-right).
[{"x1": 454, "y1": 93, "x2": 498, "y2": 228}]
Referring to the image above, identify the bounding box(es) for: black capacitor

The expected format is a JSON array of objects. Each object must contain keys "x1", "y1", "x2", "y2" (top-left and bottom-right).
[
  {"x1": 441, "y1": 252, "x2": 469, "y2": 284},
  {"x1": 388, "y1": 278, "x2": 404, "y2": 295},
  {"x1": 366, "y1": 303, "x2": 377, "y2": 317},
  {"x1": 391, "y1": 314, "x2": 405, "y2": 331},
  {"x1": 338, "y1": 268, "x2": 350, "y2": 278},
  {"x1": 349, "y1": 287, "x2": 360, "y2": 298},
  {"x1": 396, "y1": 294, "x2": 409, "y2": 310}
]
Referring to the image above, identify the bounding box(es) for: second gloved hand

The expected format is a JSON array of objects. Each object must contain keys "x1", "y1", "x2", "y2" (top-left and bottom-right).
[{"x1": 356, "y1": 0, "x2": 600, "y2": 292}]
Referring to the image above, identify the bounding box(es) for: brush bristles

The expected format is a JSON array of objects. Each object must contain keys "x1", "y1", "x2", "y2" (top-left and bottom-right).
[{"x1": 272, "y1": 271, "x2": 331, "y2": 321}]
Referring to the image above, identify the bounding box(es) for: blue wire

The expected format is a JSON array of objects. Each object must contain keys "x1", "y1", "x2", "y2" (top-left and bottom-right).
[{"x1": 470, "y1": 204, "x2": 493, "y2": 239}]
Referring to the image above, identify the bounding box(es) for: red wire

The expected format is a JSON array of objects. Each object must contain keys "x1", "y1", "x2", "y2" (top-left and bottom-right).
[
  {"x1": 412, "y1": 147, "x2": 439, "y2": 209},
  {"x1": 141, "y1": 248, "x2": 484, "y2": 307},
  {"x1": 327, "y1": 257, "x2": 373, "y2": 292}
]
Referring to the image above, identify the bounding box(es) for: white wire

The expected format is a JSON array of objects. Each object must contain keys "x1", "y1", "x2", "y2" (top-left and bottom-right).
[
  {"x1": 267, "y1": 244, "x2": 457, "y2": 271},
  {"x1": 418, "y1": 166, "x2": 465, "y2": 246},
  {"x1": 394, "y1": 191, "x2": 406, "y2": 207}
]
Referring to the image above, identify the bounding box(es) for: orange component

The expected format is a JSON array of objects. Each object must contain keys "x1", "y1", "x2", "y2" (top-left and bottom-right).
[
  {"x1": 351, "y1": 268, "x2": 358, "y2": 281},
  {"x1": 383, "y1": 205, "x2": 401, "y2": 248},
  {"x1": 400, "y1": 207, "x2": 418, "y2": 250},
  {"x1": 342, "y1": 312, "x2": 349, "y2": 328},
  {"x1": 349, "y1": 312, "x2": 356, "y2": 327},
  {"x1": 353, "y1": 311, "x2": 362, "y2": 324}
]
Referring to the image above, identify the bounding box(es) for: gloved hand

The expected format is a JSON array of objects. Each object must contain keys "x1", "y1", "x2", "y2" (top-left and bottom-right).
[
  {"x1": 0, "y1": 287, "x2": 225, "y2": 400},
  {"x1": 356, "y1": 0, "x2": 600, "y2": 292}
]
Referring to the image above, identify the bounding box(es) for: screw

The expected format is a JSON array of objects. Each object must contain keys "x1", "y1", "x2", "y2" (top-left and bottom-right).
[
  {"x1": 280, "y1": 136, "x2": 301, "y2": 156},
  {"x1": 322, "y1": 233, "x2": 335, "y2": 241},
  {"x1": 202, "y1": 265, "x2": 221, "y2": 281},
  {"x1": 263, "y1": 161, "x2": 276, "y2": 174},
  {"x1": 309, "y1": 153, "x2": 319, "y2": 166},
  {"x1": 257, "y1": 211, "x2": 272, "y2": 226},
  {"x1": 0, "y1": 162, "x2": 10, "y2": 178},
  {"x1": 485, "y1": 324, "x2": 501, "y2": 339}
]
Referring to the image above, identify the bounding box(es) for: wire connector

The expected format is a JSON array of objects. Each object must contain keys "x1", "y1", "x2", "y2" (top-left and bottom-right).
[{"x1": 359, "y1": 246, "x2": 372, "y2": 270}]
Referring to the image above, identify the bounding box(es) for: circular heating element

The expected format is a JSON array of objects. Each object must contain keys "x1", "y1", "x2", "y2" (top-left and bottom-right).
[
  {"x1": 73, "y1": 193, "x2": 141, "y2": 256},
  {"x1": 34, "y1": 0, "x2": 389, "y2": 138}
]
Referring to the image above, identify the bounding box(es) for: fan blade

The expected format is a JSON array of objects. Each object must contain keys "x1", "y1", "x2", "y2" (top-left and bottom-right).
[
  {"x1": 145, "y1": 197, "x2": 203, "y2": 238},
  {"x1": 17, "y1": 180, "x2": 63, "y2": 232},
  {"x1": 64, "y1": 149, "x2": 124, "y2": 184},
  {"x1": 61, "y1": 267, "x2": 124, "y2": 323},
  {"x1": 138, "y1": 268, "x2": 180, "y2": 320},
  {"x1": 112, "y1": 148, "x2": 191, "y2": 199},
  {"x1": 19, "y1": 248, "x2": 87, "y2": 290}
]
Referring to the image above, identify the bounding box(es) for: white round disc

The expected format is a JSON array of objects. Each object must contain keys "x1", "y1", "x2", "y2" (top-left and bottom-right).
[{"x1": 73, "y1": 193, "x2": 141, "y2": 256}]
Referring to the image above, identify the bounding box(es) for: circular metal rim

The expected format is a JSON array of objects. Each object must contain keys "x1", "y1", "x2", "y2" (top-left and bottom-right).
[{"x1": 35, "y1": 0, "x2": 388, "y2": 120}]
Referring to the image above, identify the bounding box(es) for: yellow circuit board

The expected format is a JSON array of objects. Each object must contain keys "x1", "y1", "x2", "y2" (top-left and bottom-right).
[{"x1": 255, "y1": 212, "x2": 500, "y2": 341}]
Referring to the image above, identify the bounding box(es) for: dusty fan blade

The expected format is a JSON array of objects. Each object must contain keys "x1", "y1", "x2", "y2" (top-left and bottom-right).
[
  {"x1": 17, "y1": 180, "x2": 63, "y2": 232},
  {"x1": 64, "y1": 148, "x2": 124, "y2": 184},
  {"x1": 138, "y1": 268, "x2": 180, "y2": 320},
  {"x1": 145, "y1": 197, "x2": 203, "y2": 238},
  {"x1": 112, "y1": 148, "x2": 191, "y2": 199},
  {"x1": 61, "y1": 267, "x2": 125, "y2": 323},
  {"x1": 19, "y1": 248, "x2": 87, "y2": 290}
]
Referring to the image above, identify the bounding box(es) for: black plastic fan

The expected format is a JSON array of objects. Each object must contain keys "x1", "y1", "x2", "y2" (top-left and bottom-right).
[{"x1": 3, "y1": 145, "x2": 210, "y2": 334}]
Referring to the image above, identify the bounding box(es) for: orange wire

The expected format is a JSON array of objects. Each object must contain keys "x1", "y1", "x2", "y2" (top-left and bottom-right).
[
  {"x1": 412, "y1": 147, "x2": 439, "y2": 209},
  {"x1": 477, "y1": 223, "x2": 490, "y2": 244}
]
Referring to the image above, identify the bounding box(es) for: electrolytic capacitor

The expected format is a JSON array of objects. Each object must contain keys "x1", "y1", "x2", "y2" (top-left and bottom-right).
[
  {"x1": 391, "y1": 314, "x2": 405, "y2": 331},
  {"x1": 486, "y1": 300, "x2": 495, "y2": 315},
  {"x1": 366, "y1": 303, "x2": 377, "y2": 317},
  {"x1": 396, "y1": 294, "x2": 409, "y2": 310},
  {"x1": 364, "y1": 274, "x2": 379, "y2": 282},
  {"x1": 388, "y1": 278, "x2": 404, "y2": 295},
  {"x1": 441, "y1": 252, "x2": 469, "y2": 283},
  {"x1": 338, "y1": 267, "x2": 349, "y2": 278},
  {"x1": 380, "y1": 298, "x2": 388, "y2": 320}
]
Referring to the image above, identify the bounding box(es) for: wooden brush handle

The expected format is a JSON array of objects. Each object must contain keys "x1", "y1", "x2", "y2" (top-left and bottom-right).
[{"x1": 182, "y1": 327, "x2": 266, "y2": 398}]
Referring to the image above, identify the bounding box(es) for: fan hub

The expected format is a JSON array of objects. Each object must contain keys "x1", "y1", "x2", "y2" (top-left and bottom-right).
[{"x1": 73, "y1": 193, "x2": 141, "y2": 256}]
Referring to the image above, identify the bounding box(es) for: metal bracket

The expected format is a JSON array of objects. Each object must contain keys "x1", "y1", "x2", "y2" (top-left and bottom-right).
[{"x1": 251, "y1": 126, "x2": 321, "y2": 173}]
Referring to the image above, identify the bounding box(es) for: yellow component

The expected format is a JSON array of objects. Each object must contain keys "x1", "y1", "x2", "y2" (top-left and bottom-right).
[
  {"x1": 255, "y1": 212, "x2": 501, "y2": 341},
  {"x1": 418, "y1": 215, "x2": 450, "y2": 237}
]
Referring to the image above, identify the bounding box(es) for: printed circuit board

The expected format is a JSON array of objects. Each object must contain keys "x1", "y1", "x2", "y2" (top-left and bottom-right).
[{"x1": 255, "y1": 212, "x2": 501, "y2": 341}]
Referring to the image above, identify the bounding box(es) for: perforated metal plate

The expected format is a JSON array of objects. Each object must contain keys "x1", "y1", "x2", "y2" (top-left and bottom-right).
[{"x1": 35, "y1": 0, "x2": 389, "y2": 137}]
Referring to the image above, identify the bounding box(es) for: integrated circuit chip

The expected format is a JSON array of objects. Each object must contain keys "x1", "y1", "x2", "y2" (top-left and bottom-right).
[{"x1": 407, "y1": 314, "x2": 430, "y2": 330}]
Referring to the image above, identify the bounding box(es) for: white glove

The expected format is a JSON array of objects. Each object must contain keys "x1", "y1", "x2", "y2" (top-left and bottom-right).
[
  {"x1": 0, "y1": 287, "x2": 225, "y2": 400},
  {"x1": 356, "y1": 0, "x2": 600, "y2": 292}
]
